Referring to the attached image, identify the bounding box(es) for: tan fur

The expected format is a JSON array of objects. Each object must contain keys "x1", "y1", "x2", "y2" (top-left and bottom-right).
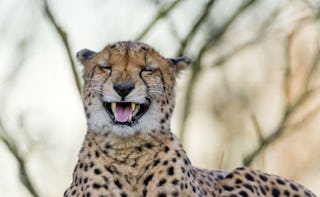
[{"x1": 64, "y1": 41, "x2": 316, "y2": 197}]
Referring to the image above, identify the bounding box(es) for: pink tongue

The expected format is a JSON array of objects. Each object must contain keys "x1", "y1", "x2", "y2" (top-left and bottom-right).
[{"x1": 115, "y1": 105, "x2": 132, "y2": 123}]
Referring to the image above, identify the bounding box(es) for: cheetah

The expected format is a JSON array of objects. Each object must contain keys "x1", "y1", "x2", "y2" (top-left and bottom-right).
[{"x1": 64, "y1": 41, "x2": 316, "y2": 197}]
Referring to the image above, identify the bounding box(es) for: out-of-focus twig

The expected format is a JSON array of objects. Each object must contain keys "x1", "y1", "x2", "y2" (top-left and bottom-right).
[
  {"x1": 243, "y1": 23, "x2": 320, "y2": 166},
  {"x1": 0, "y1": 119, "x2": 39, "y2": 197},
  {"x1": 251, "y1": 114, "x2": 264, "y2": 143},
  {"x1": 43, "y1": 0, "x2": 81, "y2": 95},
  {"x1": 135, "y1": 0, "x2": 183, "y2": 41},
  {"x1": 179, "y1": 0, "x2": 257, "y2": 142},
  {"x1": 211, "y1": 2, "x2": 286, "y2": 67},
  {"x1": 177, "y1": 0, "x2": 216, "y2": 56}
]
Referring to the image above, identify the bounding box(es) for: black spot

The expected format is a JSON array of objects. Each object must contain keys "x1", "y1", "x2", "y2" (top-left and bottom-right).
[
  {"x1": 243, "y1": 183, "x2": 254, "y2": 192},
  {"x1": 165, "y1": 113, "x2": 169, "y2": 119},
  {"x1": 120, "y1": 193, "x2": 127, "y2": 197},
  {"x1": 239, "y1": 190, "x2": 248, "y2": 197},
  {"x1": 158, "y1": 178, "x2": 166, "y2": 186},
  {"x1": 222, "y1": 185, "x2": 234, "y2": 191},
  {"x1": 95, "y1": 151, "x2": 100, "y2": 158},
  {"x1": 218, "y1": 174, "x2": 224, "y2": 179},
  {"x1": 284, "y1": 190, "x2": 290, "y2": 196},
  {"x1": 143, "y1": 189, "x2": 147, "y2": 197},
  {"x1": 144, "y1": 143, "x2": 153, "y2": 149},
  {"x1": 304, "y1": 191, "x2": 312, "y2": 197},
  {"x1": 164, "y1": 146, "x2": 170, "y2": 153},
  {"x1": 94, "y1": 168, "x2": 101, "y2": 175},
  {"x1": 235, "y1": 179, "x2": 242, "y2": 184},
  {"x1": 290, "y1": 183, "x2": 299, "y2": 191},
  {"x1": 175, "y1": 150, "x2": 181, "y2": 158},
  {"x1": 102, "y1": 184, "x2": 108, "y2": 190},
  {"x1": 114, "y1": 179, "x2": 122, "y2": 189},
  {"x1": 226, "y1": 174, "x2": 234, "y2": 179},
  {"x1": 245, "y1": 173, "x2": 254, "y2": 181},
  {"x1": 259, "y1": 174, "x2": 268, "y2": 181},
  {"x1": 92, "y1": 183, "x2": 101, "y2": 189},
  {"x1": 135, "y1": 146, "x2": 142, "y2": 152},
  {"x1": 167, "y1": 167, "x2": 174, "y2": 176},
  {"x1": 105, "y1": 166, "x2": 114, "y2": 174},
  {"x1": 183, "y1": 158, "x2": 189, "y2": 165},
  {"x1": 84, "y1": 177, "x2": 88, "y2": 183},
  {"x1": 171, "y1": 179, "x2": 179, "y2": 185},
  {"x1": 158, "y1": 192, "x2": 167, "y2": 197},
  {"x1": 259, "y1": 186, "x2": 266, "y2": 195},
  {"x1": 154, "y1": 159, "x2": 160, "y2": 167},
  {"x1": 272, "y1": 188, "x2": 280, "y2": 197},
  {"x1": 143, "y1": 174, "x2": 154, "y2": 186},
  {"x1": 172, "y1": 191, "x2": 179, "y2": 196}
]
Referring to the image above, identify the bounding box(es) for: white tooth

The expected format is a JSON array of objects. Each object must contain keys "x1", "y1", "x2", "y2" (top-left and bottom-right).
[
  {"x1": 111, "y1": 102, "x2": 116, "y2": 113},
  {"x1": 128, "y1": 114, "x2": 132, "y2": 122},
  {"x1": 131, "y1": 102, "x2": 136, "y2": 111},
  {"x1": 133, "y1": 104, "x2": 140, "y2": 115}
]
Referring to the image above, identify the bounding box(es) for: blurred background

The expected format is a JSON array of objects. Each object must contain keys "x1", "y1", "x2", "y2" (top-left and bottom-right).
[{"x1": 0, "y1": 0, "x2": 320, "y2": 196}]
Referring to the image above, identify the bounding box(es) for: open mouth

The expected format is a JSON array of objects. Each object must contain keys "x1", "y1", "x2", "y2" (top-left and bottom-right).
[{"x1": 102, "y1": 99, "x2": 150, "y2": 126}]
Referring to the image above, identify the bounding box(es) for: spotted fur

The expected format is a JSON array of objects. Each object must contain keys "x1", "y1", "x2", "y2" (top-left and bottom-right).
[{"x1": 64, "y1": 41, "x2": 316, "y2": 197}]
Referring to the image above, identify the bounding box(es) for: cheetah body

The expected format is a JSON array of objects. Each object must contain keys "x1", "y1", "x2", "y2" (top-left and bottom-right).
[{"x1": 64, "y1": 41, "x2": 316, "y2": 197}]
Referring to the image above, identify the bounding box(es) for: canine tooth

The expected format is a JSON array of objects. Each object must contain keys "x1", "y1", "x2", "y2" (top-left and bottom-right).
[
  {"x1": 131, "y1": 102, "x2": 136, "y2": 111},
  {"x1": 128, "y1": 114, "x2": 132, "y2": 122},
  {"x1": 111, "y1": 102, "x2": 116, "y2": 113},
  {"x1": 133, "y1": 104, "x2": 140, "y2": 115}
]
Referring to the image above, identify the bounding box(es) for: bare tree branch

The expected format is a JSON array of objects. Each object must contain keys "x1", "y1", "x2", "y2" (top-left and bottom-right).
[
  {"x1": 0, "y1": 119, "x2": 39, "y2": 197},
  {"x1": 243, "y1": 22, "x2": 320, "y2": 166},
  {"x1": 179, "y1": 0, "x2": 257, "y2": 142},
  {"x1": 251, "y1": 114, "x2": 264, "y2": 143},
  {"x1": 176, "y1": 0, "x2": 216, "y2": 56},
  {"x1": 43, "y1": 0, "x2": 82, "y2": 96},
  {"x1": 135, "y1": 0, "x2": 183, "y2": 41},
  {"x1": 211, "y1": 2, "x2": 286, "y2": 67}
]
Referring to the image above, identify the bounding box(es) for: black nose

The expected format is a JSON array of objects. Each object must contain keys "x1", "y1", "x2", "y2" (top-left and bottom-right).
[{"x1": 113, "y1": 82, "x2": 135, "y2": 98}]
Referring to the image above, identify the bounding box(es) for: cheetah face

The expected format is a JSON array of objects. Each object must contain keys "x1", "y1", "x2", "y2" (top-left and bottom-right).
[{"x1": 77, "y1": 42, "x2": 190, "y2": 137}]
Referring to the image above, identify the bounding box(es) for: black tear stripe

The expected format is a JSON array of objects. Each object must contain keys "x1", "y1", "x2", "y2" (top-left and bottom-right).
[
  {"x1": 139, "y1": 70, "x2": 150, "y2": 90},
  {"x1": 89, "y1": 65, "x2": 98, "y2": 79}
]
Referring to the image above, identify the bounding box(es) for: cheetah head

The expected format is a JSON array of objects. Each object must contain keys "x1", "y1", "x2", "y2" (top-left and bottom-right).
[{"x1": 78, "y1": 41, "x2": 190, "y2": 137}]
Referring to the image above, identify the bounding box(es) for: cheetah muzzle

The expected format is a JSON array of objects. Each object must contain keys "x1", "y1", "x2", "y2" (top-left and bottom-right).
[{"x1": 64, "y1": 41, "x2": 316, "y2": 197}]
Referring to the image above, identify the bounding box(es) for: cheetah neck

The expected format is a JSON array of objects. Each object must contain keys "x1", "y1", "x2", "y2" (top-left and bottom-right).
[{"x1": 76, "y1": 130, "x2": 191, "y2": 187}]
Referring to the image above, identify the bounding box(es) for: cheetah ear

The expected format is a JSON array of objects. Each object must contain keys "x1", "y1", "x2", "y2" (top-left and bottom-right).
[
  {"x1": 168, "y1": 56, "x2": 191, "y2": 74},
  {"x1": 76, "y1": 49, "x2": 97, "y2": 64}
]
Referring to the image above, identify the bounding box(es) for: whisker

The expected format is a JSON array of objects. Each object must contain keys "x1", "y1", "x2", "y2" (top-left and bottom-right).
[
  {"x1": 148, "y1": 90, "x2": 164, "y2": 96},
  {"x1": 84, "y1": 87, "x2": 103, "y2": 94}
]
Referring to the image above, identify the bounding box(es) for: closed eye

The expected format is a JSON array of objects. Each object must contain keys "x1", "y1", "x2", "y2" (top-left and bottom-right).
[
  {"x1": 142, "y1": 66, "x2": 158, "y2": 72},
  {"x1": 101, "y1": 66, "x2": 112, "y2": 70},
  {"x1": 97, "y1": 63, "x2": 112, "y2": 71}
]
